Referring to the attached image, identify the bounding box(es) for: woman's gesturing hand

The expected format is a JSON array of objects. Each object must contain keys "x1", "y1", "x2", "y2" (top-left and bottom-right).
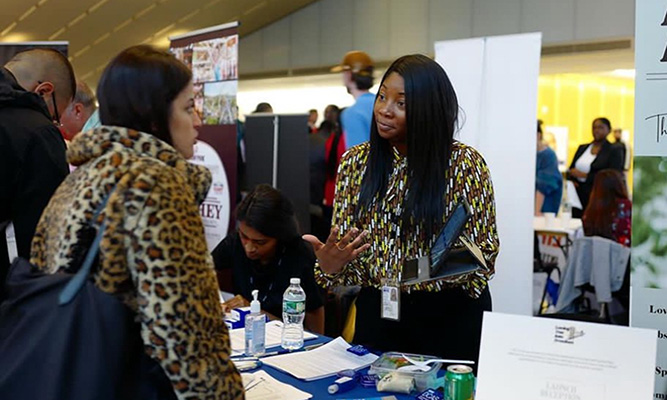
[{"x1": 302, "y1": 227, "x2": 371, "y2": 275}]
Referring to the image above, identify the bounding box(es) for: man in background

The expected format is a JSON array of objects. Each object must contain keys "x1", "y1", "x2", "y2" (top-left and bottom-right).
[
  {"x1": 253, "y1": 102, "x2": 273, "y2": 113},
  {"x1": 308, "y1": 108, "x2": 318, "y2": 133},
  {"x1": 331, "y1": 51, "x2": 374, "y2": 150},
  {"x1": 60, "y1": 81, "x2": 97, "y2": 140},
  {"x1": 612, "y1": 128, "x2": 631, "y2": 172},
  {"x1": 0, "y1": 49, "x2": 74, "y2": 295}
]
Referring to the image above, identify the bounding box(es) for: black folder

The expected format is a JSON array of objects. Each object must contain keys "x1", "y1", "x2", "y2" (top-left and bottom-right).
[{"x1": 401, "y1": 199, "x2": 487, "y2": 284}]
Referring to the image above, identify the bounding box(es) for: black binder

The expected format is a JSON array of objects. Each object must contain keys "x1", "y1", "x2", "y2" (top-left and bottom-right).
[{"x1": 401, "y1": 199, "x2": 487, "y2": 285}]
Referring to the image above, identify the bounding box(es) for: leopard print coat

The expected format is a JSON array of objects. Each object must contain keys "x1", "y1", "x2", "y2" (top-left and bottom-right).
[{"x1": 31, "y1": 126, "x2": 244, "y2": 400}]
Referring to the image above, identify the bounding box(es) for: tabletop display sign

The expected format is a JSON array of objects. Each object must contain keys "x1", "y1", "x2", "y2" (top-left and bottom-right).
[
  {"x1": 169, "y1": 23, "x2": 239, "y2": 251},
  {"x1": 476, "y1": 312, "x2": 656, "y2": 400},
  {"x1": 632, "y1": 1, "x2": 667, "y2": 398}
]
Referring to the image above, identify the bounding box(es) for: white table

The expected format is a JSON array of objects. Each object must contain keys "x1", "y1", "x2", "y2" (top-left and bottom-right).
[{"x1": 533, "y1": 216, "x2": 582, "y2": 259}]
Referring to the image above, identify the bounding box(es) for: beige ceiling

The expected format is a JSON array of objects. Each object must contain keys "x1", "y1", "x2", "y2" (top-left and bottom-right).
[{"x1": 0, "y1": 0, "x2": 316, "y2": 88}]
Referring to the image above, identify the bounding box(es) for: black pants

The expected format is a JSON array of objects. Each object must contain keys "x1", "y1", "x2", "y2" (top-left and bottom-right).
[{"x1": 353, "y1": 286, "x2": 491, "y2": 372}]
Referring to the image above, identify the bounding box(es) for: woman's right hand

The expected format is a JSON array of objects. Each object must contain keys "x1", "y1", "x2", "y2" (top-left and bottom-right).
[
  {"x1": 568, "y1": 168, "x2": 587, "y2": 180},
  {"x1": 302, "y1": 227, "x2": 371, "y2": 275}
]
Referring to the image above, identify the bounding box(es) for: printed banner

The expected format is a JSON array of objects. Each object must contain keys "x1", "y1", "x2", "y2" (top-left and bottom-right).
[
  {"x1": 632, "y1": 1, "x2": 667, "y2": 397},
  {"x1": 170, "y1": 23, "x2": 239, "y2": 251},
  {"x1": 634, "y1": 1, "x2": 667, "y2": 157}
]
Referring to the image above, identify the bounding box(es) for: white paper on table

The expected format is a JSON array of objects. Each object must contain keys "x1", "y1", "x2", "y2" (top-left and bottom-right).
[
  {"x1": 229, "y1": 320, "x2": 318, "y2": 354},
  {"x1": 219, "y1": 291, "x2": 235, "y2": 302},
  {"x1": 241, "y1": 370, "x2": 312, "y2": 400},
  {"x1": 476, "y1": 312, "x2": 657, "y2": 400},
  {"x1": 566, "y1": 180, "x2": 582, "y2": 210},
  {"x1": 261, "y1": 336, "x2": 379, "y2": 381}
]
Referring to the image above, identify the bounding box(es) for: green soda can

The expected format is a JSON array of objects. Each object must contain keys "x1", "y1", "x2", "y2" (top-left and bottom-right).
[{"x1": 444, "y1": 365, "x2": 475, "y2": 400}]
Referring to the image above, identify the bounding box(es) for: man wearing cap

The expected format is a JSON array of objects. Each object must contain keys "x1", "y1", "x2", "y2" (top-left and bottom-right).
[{"x1": 331, "y1": 51, "x2": 375, "y2": 150}]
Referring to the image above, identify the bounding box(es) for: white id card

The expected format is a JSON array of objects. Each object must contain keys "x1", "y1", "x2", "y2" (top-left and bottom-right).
[
  {"x1": 381, "y1": 282, "x2": 400, "y2": 321},
  {"x1": 5, "y1": 222, "x2": 17, "y2": 263}
]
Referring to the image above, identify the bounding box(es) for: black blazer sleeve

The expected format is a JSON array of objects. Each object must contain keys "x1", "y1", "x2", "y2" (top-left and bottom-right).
[{"x1": 606, "y1": 144, "x2": 624, "y2": 171}]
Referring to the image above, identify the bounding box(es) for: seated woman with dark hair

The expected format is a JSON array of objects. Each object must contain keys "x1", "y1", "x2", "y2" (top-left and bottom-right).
[
  {"x1": 212, "y1": 184, "x2": 325, "y2": 333},
  {"x1": 582, "y1": 169, "x2": 631, "y2": 247}
]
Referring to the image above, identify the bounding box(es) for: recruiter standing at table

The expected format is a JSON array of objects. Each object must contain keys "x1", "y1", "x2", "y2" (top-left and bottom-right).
[
  {"x1": 567, "y1": 117, "x2": 623, "y2": 218},
  {"x1": 304, "y1": 54, "x2": 500, "y2": 369}
]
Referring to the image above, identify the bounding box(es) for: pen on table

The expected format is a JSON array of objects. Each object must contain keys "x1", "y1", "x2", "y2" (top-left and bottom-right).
[{"x1": 259, "y1": 342, "x2": 324, "y2": 358}]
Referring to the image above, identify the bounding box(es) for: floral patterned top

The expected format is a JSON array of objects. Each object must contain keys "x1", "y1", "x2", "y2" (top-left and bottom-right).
[
  {"x1": 314, "y1": 141, "x2": 500, "y2": 299},
  {"x1": 612, "y1": 198, "x2": 632, "y2": 247}
]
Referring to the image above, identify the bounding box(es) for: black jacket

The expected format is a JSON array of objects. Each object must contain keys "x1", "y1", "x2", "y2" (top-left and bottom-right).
[
  {"x1": 568, "y1": 139, "x2": 623, "y2": 211},
  {"x1": 0, "y1": 67, "x2": 68, "y2": 293}
]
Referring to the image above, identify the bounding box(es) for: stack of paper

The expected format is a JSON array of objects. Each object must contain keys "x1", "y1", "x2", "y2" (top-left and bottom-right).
[
  {"x1": 242, "y1": 370, "x2": 312, "y2": 400},
  {"x1": 261, "y1": 337, "x2": 379, "y2": 381},
  {"x1": 229, "y1": 320, "x2": 318, "y2": 355}
]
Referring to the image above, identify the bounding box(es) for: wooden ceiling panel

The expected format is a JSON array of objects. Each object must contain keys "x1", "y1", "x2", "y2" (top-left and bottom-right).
[
  {"x1": 11, "y1": 0, "x2": 103, "y2": 40},
  {"x1": 61, "y1": 0, "x2": 158, "y2": 51},
  {"x1": 0, "y1": 1, "x2": 41, "y2": 38},
  {"x1": 0, "y1": 0, "x2": 317, "y2": 86}
]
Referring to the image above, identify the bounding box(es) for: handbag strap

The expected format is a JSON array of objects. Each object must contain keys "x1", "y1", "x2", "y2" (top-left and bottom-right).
[{"x1": 58, "y1": 187, "x2": 115, "y2": 306}]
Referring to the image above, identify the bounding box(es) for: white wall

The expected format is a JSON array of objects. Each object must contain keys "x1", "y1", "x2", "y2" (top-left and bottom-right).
[
  {"x1": 238, "y1": 82, "x2": 354, "y2": 121},
  {"x1": 436, "y1": 33, "x2": 542, "y2": 315},
  {"x1": 237, "y1": 74, "x2": 379, "y2": 122},
  {"x1": 240, "y1": 0, "x2": 634, "y2": 75}
]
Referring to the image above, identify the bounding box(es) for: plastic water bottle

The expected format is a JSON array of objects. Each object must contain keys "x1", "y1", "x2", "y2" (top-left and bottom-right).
[
  {"x1": 244, "y1": 290, "x2": 266, "y2": 356},
  {"x1": 281, "y1": 277, "x2": 306, "y2": 350}
]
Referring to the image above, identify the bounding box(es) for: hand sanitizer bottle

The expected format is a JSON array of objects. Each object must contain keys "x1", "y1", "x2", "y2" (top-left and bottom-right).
[{"x1": 245, "y1": 290, "x2": 265, "y2": 356}]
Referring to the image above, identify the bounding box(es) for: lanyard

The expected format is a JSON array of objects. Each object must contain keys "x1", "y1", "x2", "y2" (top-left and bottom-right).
[
  {"x1": 248, "y1": 248, "x2": 285, "y2": 304},
  {"x1": 249, "y1": 276, "x2": 274, "y2": 304}
]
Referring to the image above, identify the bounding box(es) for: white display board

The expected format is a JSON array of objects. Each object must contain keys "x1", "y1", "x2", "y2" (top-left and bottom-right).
[
  {"x1": 633, "y1": 1, "x2": 667, "y2": 157},
  {"x1": 435, "y1": 32, "x2": 542, "y2": 315},
  {"x1": 477, "y1": 312, "x2": 657, "y2": 400},
  {"x1": 632, "y1": 1, "x2": 667, "y2": 397}
]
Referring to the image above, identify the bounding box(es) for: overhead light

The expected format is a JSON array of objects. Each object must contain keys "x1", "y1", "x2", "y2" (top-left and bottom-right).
[
  {"x1": 1, "y1": 32, "x2": 29, "y2": 42},
  {"x1": 611, "y1": 69, "x2": 636, "y2": 78}
]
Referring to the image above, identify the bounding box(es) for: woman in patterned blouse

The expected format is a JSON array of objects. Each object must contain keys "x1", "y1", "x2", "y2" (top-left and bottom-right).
[
  {"x1": 582, "y1": 169, "x2": 632, "y2": 247},
  {"x1": 303, "y1": 54, "x2": 499, "y2": 367}
]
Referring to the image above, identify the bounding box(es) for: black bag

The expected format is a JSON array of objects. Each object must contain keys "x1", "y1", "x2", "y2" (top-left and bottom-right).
[{"x1": 0, "y1": 194, "x2": 177, "y2": 400}]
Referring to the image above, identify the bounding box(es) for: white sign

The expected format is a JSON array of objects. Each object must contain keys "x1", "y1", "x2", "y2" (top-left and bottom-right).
[
  {"x1": 632, "y1": 287, "x2": 667, "y2": 396},
  {"x1": 634, "y1": 1, "x2": 667, "y2": 156},
  {"x1": 435, "y1": 33, "x2": 542, "y2": 315},
  {"x1": 633, "y1": 2, "x2": 667, "y2": 397},
  {"x1": 476, "y1": 312, "x2": 657, "y2": 400},
  {"x1": 189, "y1": 140, "x2": 231, "y2": 251}
]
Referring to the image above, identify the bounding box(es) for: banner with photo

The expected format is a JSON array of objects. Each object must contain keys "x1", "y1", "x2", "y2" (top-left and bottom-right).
[
  {"x1": 170, "y1": 22, "x2": 238, "y2": 252},
  {"x1": 632, "y1": 1, "x2": 667, "y2": 397}
]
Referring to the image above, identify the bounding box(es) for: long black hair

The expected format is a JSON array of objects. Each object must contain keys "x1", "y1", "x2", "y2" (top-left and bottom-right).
[
  {"x1": 358, "y1": 54, "x2": 459, "y2": 237},
  {"x1": 236, "y1": 184, "x2": 300, "y2": 243}
]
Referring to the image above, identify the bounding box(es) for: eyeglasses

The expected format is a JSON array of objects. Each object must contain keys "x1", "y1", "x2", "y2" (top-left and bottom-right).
[{"x1": 37, "y1": 80, "x2": 60, "y2": 126}]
